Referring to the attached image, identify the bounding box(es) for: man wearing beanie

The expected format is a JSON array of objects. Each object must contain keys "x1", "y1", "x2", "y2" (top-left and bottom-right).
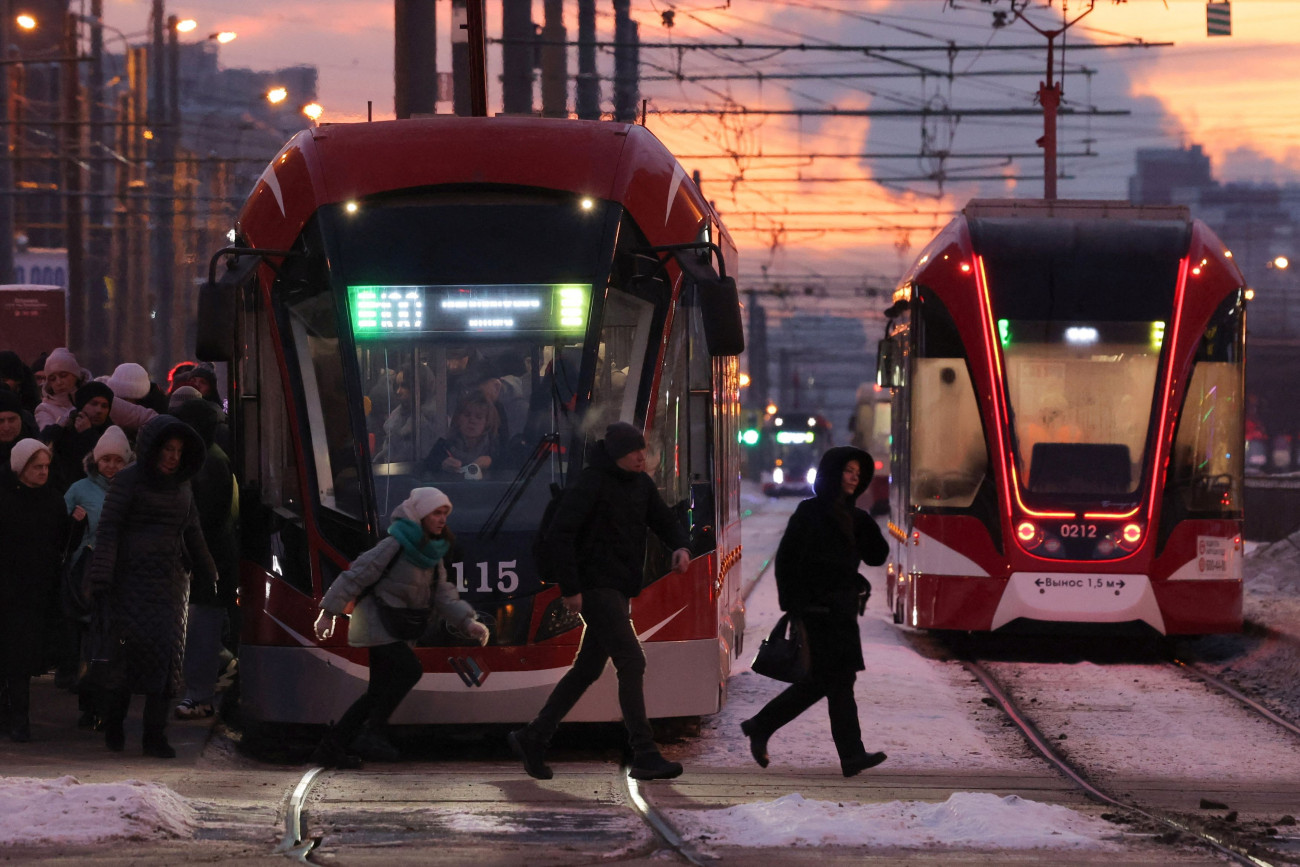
[
  {"x1": 510, "y1": 421, "x2": 691, "y2": 781},
  {"x1": 46, "y1": 381, "x2": 116, "y2": 491},
  {"x1": 0, "y1": 388, "x2": 40, "y2": 484}
]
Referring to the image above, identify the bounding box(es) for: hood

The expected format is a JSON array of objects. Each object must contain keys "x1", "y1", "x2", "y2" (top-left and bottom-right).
[
  {"x1": 135, "y1": 414, "x2": 207, "y2": 484},
  {"x1": 812, "y1": 445, "x2": 875, "y2": 502}
]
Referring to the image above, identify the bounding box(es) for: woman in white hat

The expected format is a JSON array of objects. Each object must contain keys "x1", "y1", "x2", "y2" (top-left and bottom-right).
[
  {"x1": 312, "y1": 487, "x2": 489, "y2": 768},
  {"x1": 33, "y1": 347, "x2": 85, "y2": 430},
  {"x1": 0, "y1": 439, "x2": 70, "y2": 742}
]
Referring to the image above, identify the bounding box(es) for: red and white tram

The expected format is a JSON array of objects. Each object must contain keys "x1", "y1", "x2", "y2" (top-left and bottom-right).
[
  {"x1": 880, "y1": 199, "x2": 1245, "y2": 635},
  {"x1": 197, "y1": 117, "x2": 746, "y2": 725}
]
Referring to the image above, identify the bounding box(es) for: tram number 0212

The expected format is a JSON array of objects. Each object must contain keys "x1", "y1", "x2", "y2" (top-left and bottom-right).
[
  {"x1": 1059, "y1": 523, "x2": 1098, "y2": 538},
  {"x1": 452, "y1": 561, "x2": 520, "y2": 594}
]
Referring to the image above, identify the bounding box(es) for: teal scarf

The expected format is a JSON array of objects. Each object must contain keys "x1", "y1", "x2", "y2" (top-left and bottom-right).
[{"x1": 388, "y1": 518, "x2": 449, "y2": 569}]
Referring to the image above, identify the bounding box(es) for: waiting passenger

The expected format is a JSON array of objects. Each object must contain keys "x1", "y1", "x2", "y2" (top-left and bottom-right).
[
  {"x1": 422, "y1": 392, "x2": 500, "y2": 480},
  {"x1": 373, "y1": 366, "x2": 438, "y2": 464}
]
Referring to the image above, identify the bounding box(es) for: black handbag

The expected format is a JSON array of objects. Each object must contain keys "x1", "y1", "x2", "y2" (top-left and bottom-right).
[
  {"x1": 750, "y1": 613, "x2": 811, "y2": 683},
  {"x1": 374, "y1": 600, "x2": 432, "y2": 641}
]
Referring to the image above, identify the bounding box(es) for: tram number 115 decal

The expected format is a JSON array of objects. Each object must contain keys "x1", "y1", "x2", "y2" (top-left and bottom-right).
[
  {"x1": 452, "y1": 561, "x2": 520, "y2": 595},
  {"x1": 1059, "y1": 523, "x2": 1098, "y2": 538}
]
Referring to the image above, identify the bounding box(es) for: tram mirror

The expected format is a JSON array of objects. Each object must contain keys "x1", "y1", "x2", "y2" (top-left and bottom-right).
[
  {"x1": 698, "y1": 275, "x2": 745, "y2": 357},
  {"x1": 196, "y1": 281, "x2": 236, "y2": 361},
  {"x1": 877, "y1": 338, "x2": 903, "y2": 389}
]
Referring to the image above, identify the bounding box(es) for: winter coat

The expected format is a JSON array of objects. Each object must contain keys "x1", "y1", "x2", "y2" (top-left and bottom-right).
[
  {"x1": 47, "y1": 419, "x2": 111, "y2": 491},
  {"x1": 318, "y1": 501, "x2": 476, "y2": 647},
  {"x1": 542, "y1": 440, "x2": 689, "y2": 599},
  {"x1": 35, "y1": 390, "x2": 75, "y2": 430},
  {"x1": 171, "y1": 400, "x2": 238, "y2": 607},
  {"x1": 0, "y1": 477, "x2": 70, "y2": 677},
  {"x1": 774, "y1": 446, "x2": 889, "y2": 676},
  {"x1": 64, "y1": 453, "x2": 114, "y2": 566},
  {"x1": 86, "y1": 415, "x2": 218, "y2": 697}
]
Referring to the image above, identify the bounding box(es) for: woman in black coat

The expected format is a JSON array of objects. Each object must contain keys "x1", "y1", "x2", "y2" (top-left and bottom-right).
[
  {"x1": 0, "y1": 440, "x2": 70, "y2": 742},
  {"x1": 741, "y1": 445, "x2": 891, "y2": 777},
  {"x1": 87, "y1": 415, "x2": 218, "y2": 758}
]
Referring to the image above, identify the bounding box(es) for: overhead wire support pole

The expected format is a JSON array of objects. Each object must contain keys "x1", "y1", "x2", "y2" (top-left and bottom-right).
[
  {"x1": 466, "y1": 0, "x2": 488, "y2": 116},
  {"x1": 1005, "y1": 0, "x2": 1097, "y2": 200}
]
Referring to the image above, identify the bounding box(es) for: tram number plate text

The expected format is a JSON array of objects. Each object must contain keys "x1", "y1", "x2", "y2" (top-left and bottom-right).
[
  {"x1": 1196, "y1": 537, "x2": 1231, "y2": 577},
  {"x1": 1059, "y1": 523, "x2": 1097, "y2": 538},
  {"x1": 452, "y1": 561, "x2": 520, "y2": 594}
]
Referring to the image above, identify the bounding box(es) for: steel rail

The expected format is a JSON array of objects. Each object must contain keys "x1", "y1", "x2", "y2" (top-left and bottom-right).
[
  {"x1": 623, "y1": 769, "x2": 708, "y2": 867},
  {"x1": 273, "y1": 766, "x2": 324, "y2": 862},
  {"x1": 964, "y1": 658, "x2": 1276, "y2": 867},
  {"x1": 1168, "y1": 658, "x2": 1300, "y2": 740}
]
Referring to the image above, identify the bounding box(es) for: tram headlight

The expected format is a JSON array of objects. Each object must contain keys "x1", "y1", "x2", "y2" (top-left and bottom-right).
[
  {"x1": 1119, "y1": 523, "x2": 1143, "y2": 549},
  {"x1": 772, "y1": 467, "x2": 784, "y2": 485},
  {"x1": 805, "y1": 467, "x2": 817, "y2": 486},
  {"x1": 1016, "y1": 521, "x2": 1043, "y2": 549}
]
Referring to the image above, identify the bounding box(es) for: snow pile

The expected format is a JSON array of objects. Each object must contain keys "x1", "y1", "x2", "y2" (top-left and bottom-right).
[
  {"x1": 1243, "y1": 532, "x2": 1300, "y2": 636},
  {"x1": 671, "y1": 792, "x2": 1118, "y2": 850},
  {"x1": 0, "y1": 776, "x2": 195, "y2": 846}
]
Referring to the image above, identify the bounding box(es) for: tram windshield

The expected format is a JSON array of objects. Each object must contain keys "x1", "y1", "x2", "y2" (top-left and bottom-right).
[{"x1": 999, "y1": 320, "x2": 1162, "y2": 498}]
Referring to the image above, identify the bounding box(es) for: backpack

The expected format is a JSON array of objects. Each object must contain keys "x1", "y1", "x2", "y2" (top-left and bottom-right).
[{"x1": 532, "y1": 482, "x2": 564, "y2": 586}]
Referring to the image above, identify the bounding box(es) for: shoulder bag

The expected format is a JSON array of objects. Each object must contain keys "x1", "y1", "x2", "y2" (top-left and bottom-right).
[{"x1": 750, "y1": 613, "x2": 811, "y2": 683}]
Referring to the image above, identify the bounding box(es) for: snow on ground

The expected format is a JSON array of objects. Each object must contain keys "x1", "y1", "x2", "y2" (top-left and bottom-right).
[
  {"x1": 668, "y1": 791, "x2": 1120, "y2": 850},
  {"x1": 0, "y1": 776, "x2": 195, "y2": 846}
]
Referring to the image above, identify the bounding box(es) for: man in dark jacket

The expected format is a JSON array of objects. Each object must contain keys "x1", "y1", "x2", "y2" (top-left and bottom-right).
[{"x1": 509, "y1": 421, "x2": 691, "y2": 781}]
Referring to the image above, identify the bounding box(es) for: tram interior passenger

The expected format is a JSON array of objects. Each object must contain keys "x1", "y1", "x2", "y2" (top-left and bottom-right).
[{"x1": 422, "y1": 391, "x2": 502, "y2": 479}]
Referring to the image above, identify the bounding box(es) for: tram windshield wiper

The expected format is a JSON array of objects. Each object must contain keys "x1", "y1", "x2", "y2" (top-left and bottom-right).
[{"x1": 479, "y1": 433, "x2": 560, "y2": 539}]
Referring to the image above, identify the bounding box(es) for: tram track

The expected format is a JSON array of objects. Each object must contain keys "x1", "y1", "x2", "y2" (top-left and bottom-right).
[{"x1": 961, "y1": 654, "x2": 1299, "y2": 867}]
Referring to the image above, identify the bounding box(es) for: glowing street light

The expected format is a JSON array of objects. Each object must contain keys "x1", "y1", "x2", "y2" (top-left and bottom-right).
[
  {"x1": 266, "y1": 87, "x2": 288, "y2": 105},
  {"x1": 175, "y1": 18, "x2": 198, "y2": 33},
  {"x1": 302, "y1": 102, "x2": 323, "y2": 121},
  {"x1": 15, "y1": 13, "x2": 36, "y2": 30},
  {"x1": 214, "y1": 31, "x2": 237, "y2": 44},
  {"x1": 1271, "y1": 256, "x2": 1290, "y2": 270}
]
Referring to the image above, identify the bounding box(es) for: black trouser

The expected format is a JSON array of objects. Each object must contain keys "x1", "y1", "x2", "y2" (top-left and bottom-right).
[
  {"x1": 528, "y1": 587, "x2": 656, "y2": 755},
  {"x1": 748, "y1": 670, "x2": 864, "y2": 762},
  {"x1": 103, "y1": 690, "x2": 170, "y2": 737},
  {"x1": 333, "y1": 641, "x2": 423, "y2": 747}
]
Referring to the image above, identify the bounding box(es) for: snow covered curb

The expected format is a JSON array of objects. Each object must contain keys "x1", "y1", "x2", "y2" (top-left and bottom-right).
[
  {"x1": 668, "y1": 792, "x2": 1120, "y2": 850},
  {"x1": 0, "y1": 776, "x2": 195, "y2": 846}
]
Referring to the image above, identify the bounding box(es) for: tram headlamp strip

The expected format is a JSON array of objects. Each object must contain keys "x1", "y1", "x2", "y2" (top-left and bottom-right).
[{"x1": 962, "y1": 658, "x2": 1276, "y2": 867}]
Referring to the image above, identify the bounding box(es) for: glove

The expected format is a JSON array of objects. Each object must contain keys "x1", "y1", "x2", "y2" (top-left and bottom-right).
[
  {"x1": 466, "y1": 620, "x2": 490, "y2": 646},
  {"x1": 314, "y1": 609, "x2": 337, "y2": 641},
  {"x1": 857, "y1": 576, "x2": 871, "y2": 616}
]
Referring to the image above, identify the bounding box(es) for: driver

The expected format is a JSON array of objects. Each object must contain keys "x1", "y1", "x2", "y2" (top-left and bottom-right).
[{"x1": 422, "y1": 392, "x2": 500, "y2": 480}]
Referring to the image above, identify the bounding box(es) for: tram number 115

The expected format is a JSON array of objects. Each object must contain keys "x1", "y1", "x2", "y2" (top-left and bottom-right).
[{"x1": 452, "y1": 561, "x2": 520, "y2": 595}]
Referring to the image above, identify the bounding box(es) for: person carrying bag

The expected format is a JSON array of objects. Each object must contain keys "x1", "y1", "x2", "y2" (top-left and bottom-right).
[
  {"x1": 311, "y1": 487, "x2": 489, "y2": 768},
  {"x1": 740, "y1": 446, "x2": 891, "y2": 778}
]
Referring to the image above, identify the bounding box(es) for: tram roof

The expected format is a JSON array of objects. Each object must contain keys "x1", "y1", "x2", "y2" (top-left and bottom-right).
[{"x1": 239, "y1": 117, "x2": 721, "y2": 254}]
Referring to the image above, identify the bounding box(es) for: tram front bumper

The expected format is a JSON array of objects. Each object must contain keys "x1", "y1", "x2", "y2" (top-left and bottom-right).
[{"x1": 990, "y1": 572, "x2": 1165, "y2": 633}]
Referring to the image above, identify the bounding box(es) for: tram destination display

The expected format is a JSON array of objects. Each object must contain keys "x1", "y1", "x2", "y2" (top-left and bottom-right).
[{"x1": 348, "y1": 283, "x2": 589, "y2": 337}]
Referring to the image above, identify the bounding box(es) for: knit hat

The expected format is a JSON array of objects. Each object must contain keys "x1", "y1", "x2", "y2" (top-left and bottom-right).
[
  {"x1": 74, "y1": 380, "x2": 114, "y2": 411},
  {"x1": 44, "y1": 347, "x2": 81, "y2": 379},
  {"x1": 0, "y1": 388, "x2": 22, "y2": 417},
  {"x1": 400, "y1": 487, "x2": 452, "y2": 521},
  {"x1": 10, "y1": 437, "x2": 50, "y2": 475},
  {"x1": 168, "y1": 385, "x2": 202, "y2": 409},
  {"x1": 0, "y1": 351, "x2": 28, "y2": 383},
  {"x1": 603, "y1": 421, "x2": 646, "y2": 460},
  {"x1": 175, "y1": 364, "x2": 218, "y2": 395},
  {"x1": 107, "y1": 362, "x2": 151, "y2": 401},
  {"x1": 93, "y1": 425, "x2": 131, "y2": 462}
]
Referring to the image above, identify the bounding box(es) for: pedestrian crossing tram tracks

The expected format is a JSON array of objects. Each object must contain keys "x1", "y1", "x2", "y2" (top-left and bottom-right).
[
  {"x1": 963, "y1": 654, "x2": 1298, "y2": 867},
  {"x1": 273, "y1": 762, "x2": 706, "y2": 865}
]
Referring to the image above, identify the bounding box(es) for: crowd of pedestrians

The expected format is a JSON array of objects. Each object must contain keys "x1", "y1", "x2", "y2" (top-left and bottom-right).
[{"x1": 0, "y1": 347, "x2": 237, "y2": 756}]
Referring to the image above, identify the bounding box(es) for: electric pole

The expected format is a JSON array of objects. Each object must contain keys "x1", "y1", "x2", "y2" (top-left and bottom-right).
[
  {"x1": 500, "y1": 0, "x2": 533, "y2": 114},
  {"x1": 539, "y1": 0, "x2": 566, "y2": 118},
  {"x1": 575, "y1": 0, "x2": 598, "y2": 119},
  {"x1": 0, "y1": 2, "x2": 13, "y2": 285},
  {"x1": 395, "y1": 0, "x2": 436, "y2": 118},
  {"x1": 612, "y1": 0, "x2": 637, "y2": 123}
]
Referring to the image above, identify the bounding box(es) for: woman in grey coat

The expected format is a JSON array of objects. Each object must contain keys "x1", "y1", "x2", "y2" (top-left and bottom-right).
[
  {"x1": 312, "y1": 487, "x2": 488, "y2": 768},
  {"x1": 87, "y1": 415, "x2": 218, "y2": 758}
]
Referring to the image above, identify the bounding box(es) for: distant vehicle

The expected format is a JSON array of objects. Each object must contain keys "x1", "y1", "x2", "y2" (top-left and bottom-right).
[
  {"x1": 880, "y1": 199, "x2": 1244, "y2": 635},
  {"x1": 760, "y1": 412, "x2": 833, "y2": 497},
  {"x1": 849, "y1": 383, "x2": 891, "y2": 515},
  {"x1": 0, "y1": 284, "x2": 66, "y2": 364}
]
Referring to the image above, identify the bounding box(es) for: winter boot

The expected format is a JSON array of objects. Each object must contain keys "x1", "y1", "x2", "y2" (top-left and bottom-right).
[
  {"x1": 143, "y1": 727, "x2": 177, "y2": 759},
  {"x1": 310, "y1": 726, "x2": 363, "y2": 770},
  {"x1": 350, "y1": 725, "x2": 401, "y2": 762},
  {"x1": 840, "y1": 750, "x2": 887, "y2": 778},
  {"x1": 739, "y1": 718, "x2": 770, "y2": 769},
  {"x1": 628, "y1": 750, "x2": 683, "y2": 781},
  {"x1": 507, "y1": 726, "x2": 553, "y2": 780}
]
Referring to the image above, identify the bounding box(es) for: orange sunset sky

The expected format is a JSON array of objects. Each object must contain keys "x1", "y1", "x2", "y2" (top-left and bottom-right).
[{"x1": 101, "y1": 0, "x2": 1300, "y2": 282}]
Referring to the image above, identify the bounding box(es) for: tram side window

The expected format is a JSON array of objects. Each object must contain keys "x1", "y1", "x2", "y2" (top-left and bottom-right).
[
  {"x1": 910, "y1": 288, "x2": 989, "y2": 509},
  {"x1": 589, "y1": 285, "x2": 657, "y2": 440},
  {"x1": 1165, "y1": 291, "x2": 1245, "y2": 520}
]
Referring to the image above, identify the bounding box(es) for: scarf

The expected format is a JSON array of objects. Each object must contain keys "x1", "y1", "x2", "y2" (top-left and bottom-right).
[{"x1": 388, "y1": 517, "x2": 449, "y2": 569}]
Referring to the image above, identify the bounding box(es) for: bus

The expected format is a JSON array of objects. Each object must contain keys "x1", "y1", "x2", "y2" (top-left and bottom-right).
[
  {"x1": 879, "y1": 199, "x2": 1244, "y2": 635},
  {"x1": 197, "y1": 116, "x2": 748, "y2": 725}
]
